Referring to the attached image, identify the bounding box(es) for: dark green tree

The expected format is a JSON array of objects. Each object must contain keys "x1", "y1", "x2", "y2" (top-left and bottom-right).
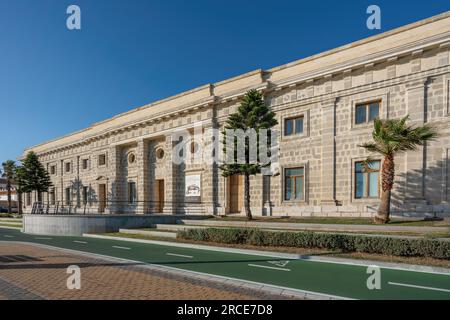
[
  {"x1": 1, "y1": 160, "x2": 16, "y2": 214},
  {"x1": 220, "y1": 90, "x2": 278, "y2": 220},
  {"x1": 14, "y1": 165, "x2": 27, "y2": 215},
  {"x1": 22, "y1": 152, "x2": 52, "y2": 203}
]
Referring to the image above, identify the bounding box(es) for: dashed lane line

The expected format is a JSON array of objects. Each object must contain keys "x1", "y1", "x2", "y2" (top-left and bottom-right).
[
  {"x1": 388, "y1": 282, "x2": 450, "y2": 293},
  {"x1": 248, "y1": 264, "x2": 291, "y2": 272},
  {"x1": 166, "y1": 253, "x2": 193, "y2": 259},
  {"x1": 112, "y1": 246, "x2": 131, "y2": 250}
]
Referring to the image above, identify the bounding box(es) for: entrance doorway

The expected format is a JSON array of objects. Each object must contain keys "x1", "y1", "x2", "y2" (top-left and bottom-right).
[
  {"x1": 98, "y1": 184, "x2": 106, "y2": 213},
  {"x1": 228, "y1": 175, "x2": 243, "y2": 214},
  {"x1": 155, "y1": 179, "x2": 164, "y2": 213}
]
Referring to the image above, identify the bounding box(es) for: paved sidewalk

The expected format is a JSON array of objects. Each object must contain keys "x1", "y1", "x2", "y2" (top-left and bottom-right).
[{"x1": 0, "y1": 243, "x2": 287, "y2": 300}]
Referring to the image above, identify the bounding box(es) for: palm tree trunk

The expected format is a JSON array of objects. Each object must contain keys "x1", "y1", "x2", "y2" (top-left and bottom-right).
[
  {"x1": 374, "y1": 154, "x2": 395, "y2": 224},
  {"x1": 6, "y1": 181, "x2": 11, "y2": 214},
  {"x1": 18, "y1": 192, "x2": 23, "y2": 215},
  {"x1": 375, "y1": 189, "x2": 391, "y2": 223},
  {"x1": 244, "y1": 173, "x2": 252, "y2": 220}
]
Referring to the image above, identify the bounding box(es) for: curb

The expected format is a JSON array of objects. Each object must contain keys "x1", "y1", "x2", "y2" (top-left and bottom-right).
[
  {"x1": 0, "y1": 225, "x2": 22, "y2": 230},
  {"x1": 83, "y1": 233, "x2": 450, "y2": 275}
]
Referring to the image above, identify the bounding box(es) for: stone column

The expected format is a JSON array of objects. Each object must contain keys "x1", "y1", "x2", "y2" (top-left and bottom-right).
[
  {"x1": 137, "y1": 139, "x2": 149, "y2": 214},
  {"x1": 404, "y1": 78, "x2": 429, "y2": 203},
  {"x1": 46, "y1": 163, "x2": 50, "y2": 205},
  {"x1": 163, "y1": 134, "x2": 176, "y2": 214},
  {"x1": 320, "y1": 97, "x2": 338, "y2": 206},
  {"x1": 108, "y1": 145, "x2": 121, "y2": 214},
  {"x1": 60, "y1": 159, "x2": 64, "y2": 208},
  {"x1": 76, "y1": 156, "x2": 81, "y2": 208}
]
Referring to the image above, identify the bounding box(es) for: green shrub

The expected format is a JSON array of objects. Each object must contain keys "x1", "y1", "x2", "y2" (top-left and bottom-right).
[{"x1": 177, "y1": 228, "x2": 450, "y2": 260}]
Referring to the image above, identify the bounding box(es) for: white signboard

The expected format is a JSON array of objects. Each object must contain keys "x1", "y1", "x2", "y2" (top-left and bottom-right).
[{"x1": 185, "y1": 174, "x2": 201, "y2": 197}]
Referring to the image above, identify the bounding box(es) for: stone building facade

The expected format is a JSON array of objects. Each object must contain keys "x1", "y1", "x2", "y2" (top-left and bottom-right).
[{"x1": 22, "y1": 12, "x2": 450, "y2": 217}]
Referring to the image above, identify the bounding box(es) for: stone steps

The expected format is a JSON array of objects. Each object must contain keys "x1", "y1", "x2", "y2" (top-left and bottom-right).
[
  {"x1": 0, "y1": 220, "x2": 23, "y2": 226},
  {"x1": 154, "y1": 224, "x2": 207, "y2": 232}
]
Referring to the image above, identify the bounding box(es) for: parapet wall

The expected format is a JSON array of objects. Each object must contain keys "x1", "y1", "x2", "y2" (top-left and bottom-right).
[{"x1": 22, "y1": 214, "x2": 204, "y2": 236}]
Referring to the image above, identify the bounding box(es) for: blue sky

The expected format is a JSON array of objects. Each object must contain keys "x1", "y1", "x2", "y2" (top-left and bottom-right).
[{"x1": 0, "y1": 0, "x2": 449, "y2": 162}]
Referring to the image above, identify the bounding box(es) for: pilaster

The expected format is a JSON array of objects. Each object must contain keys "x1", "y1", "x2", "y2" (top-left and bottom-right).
[
  {"x1": 404, "y1": 78, "x2": 429, "y2": 203},
  {"x1": 137, "y1": 139, "x2": 149, "y2": 214},
  {"x1": 320, "y1": 97, "x2": 338, "y2": 205}
]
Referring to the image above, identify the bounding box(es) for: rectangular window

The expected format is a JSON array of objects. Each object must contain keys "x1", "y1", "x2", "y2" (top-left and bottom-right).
[
  {"x1": 65, "y1": 162, "x2": 71, "y2": 173},
  {"x1": 65, "y1": 188, "x2": 71, "y2": 206},
  {"x1": 355, "y1": 160, "x2": 380, "y2": 199},
  {"x1": 98, "y1": 154, "x2": 106, "y2": 166},
  {"x1": 355, "y1": 101, "x2": 380, "y2": 124},
  {"x1": 128, "y1": 182, "x2": 137, "y2": 204},
  {"x1": 50, "y1": 165, "x2": 56, "y2": 175},
  {"x1": 26, "y1": 193, "x2": 31, "y2": 206},
  {"x1": 369, "y1": 102, "x2": 380, "y2": 121},
  {"x1": 82, "y1": 159, "x2": 88, "y2": 170},
  {"x1": 284, "y1": 167, "x2": 304, "y2": 201},
  {"x1": 285, "y1": 119, "x2": 293, "y2": 136},
  {"x1": 82, "y1": 186, "x2": 89, "y2": 204},
  {"x1": 284, "y1": 116, "x2": 304, "y2": 136}
]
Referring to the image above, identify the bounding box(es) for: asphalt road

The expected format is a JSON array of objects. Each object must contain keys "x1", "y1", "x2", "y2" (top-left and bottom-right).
[{"x1": 0, "y1": 227, "x2": 449, "y2": 300}]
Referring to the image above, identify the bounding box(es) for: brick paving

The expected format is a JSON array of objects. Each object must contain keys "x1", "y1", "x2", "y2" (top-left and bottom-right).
[{"x1": 0, "y1": 243, "x2": 287, "y2": 300}]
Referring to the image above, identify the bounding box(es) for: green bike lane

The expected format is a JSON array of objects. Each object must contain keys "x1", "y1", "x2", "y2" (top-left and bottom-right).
[{"x1": 0, "y1": 227, "x2": 449, "y2": 300}]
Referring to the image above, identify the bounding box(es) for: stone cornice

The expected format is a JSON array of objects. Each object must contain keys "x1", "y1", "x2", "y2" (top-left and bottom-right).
[{"x1": 266, "y1": 32, "x2": 450, "y2": 92}]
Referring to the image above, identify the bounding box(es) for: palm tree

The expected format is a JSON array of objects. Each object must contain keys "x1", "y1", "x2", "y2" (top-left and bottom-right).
[
  {"x1": 1, "y1": 160, "x2": 16, "y2": 214},
  {"x1": 360, "y1": 116, "x2": 438, "y2": 224}
]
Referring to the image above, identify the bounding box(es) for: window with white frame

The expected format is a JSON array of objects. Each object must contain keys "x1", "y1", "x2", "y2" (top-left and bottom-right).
[
  {"x1": 355, "y1": 160, "x2": 381, "y2": 199},
  {"x1": 355, "y1": 101, "x2": 380, "y2": 125},
  {"x1": 284, "y1": 167, "x2": 305, "y2": 201},
  {"x1": 284, "y1": 116, "x2": 304, "y2": 136}
]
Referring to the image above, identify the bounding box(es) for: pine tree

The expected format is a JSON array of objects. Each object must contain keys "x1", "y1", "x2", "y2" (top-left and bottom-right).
[
  {"x1": 14, "y1": 165, "x2": 27, "y2": 214},
  {"x1": 22, "y1": 152, "x2": 52, "y2": 203},
  {"x1": 220, "y1": 90, "x2": 278, "y2": 220},
  {"x1": 1, "y1": 160, "x2": 16, "y2": 214}
]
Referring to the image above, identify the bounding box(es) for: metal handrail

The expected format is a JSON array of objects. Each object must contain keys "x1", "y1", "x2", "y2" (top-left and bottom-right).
[{"x1": 28, "y1": 199, "x2": 215, "y2": 215}]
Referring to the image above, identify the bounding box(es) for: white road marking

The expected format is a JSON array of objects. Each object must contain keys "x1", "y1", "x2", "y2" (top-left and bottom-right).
[
  {"x1": 388, "y1": 282, "x2": 450, "y2": 293},
  {"x1": 268, "y1": 261, "x2": 290, "y2": 267},
  {"x1": 35, "y1": 237, "x2": 52, "y2": 240},
  {"x1": 112, "y1": 246, "x2": 131, "y2": 250},
  {"x1": 3, "y1": 235, "x2": 14, "y2": 238},
  {"x1": 73, "y1": 241, "x2": 87, "y2": 244},
  {"x1": 166, "y1": 253, "x2": 193, "y2": 259},
  {"x1": 248, "y1": 264, "x2": 291, "y2": 272}
]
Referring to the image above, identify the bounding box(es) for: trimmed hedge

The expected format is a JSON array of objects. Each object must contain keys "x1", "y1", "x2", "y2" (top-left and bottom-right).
[{"x1": 177, "y1": 228, "x2": 450, "y2": 260}]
